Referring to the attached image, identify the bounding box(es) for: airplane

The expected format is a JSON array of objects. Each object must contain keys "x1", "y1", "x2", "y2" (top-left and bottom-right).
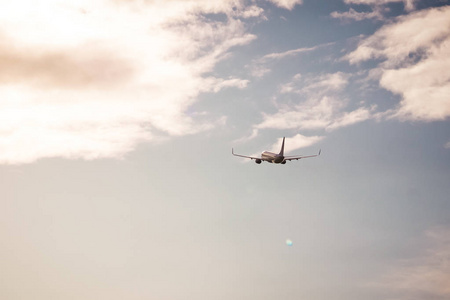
[{"x1": 232, "y1": 137, "x2": 321, "y2": 164}]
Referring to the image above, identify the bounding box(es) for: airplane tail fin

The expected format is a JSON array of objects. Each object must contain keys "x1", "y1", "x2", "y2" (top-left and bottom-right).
[{"x1": 279, "y1": 137, "x2": 285, "y2": 156}]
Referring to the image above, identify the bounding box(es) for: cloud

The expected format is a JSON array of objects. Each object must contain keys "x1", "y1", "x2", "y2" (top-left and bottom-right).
[
  {"x1": 344, "y1": 0, "x2": 417, "y2": 11},
  {"x1": 301, "y1": 72, "x2": 350, "y2": 94},
  {"x1": 260, "y1": 42, "x2": 334, "y2": 62},
  {"x1": 332, "y1": 0, "x2": 417, "y2": 23},
  {"x1": 256, "y1": 96, "x2": 373, "y2": 131},
  {"x1": 0, "y1": 0, "x2": 256, "y2": 164},
  {"x1": 346, "y1": 7, "x2": 450, "y2": 66},
  {"x1": 375, "y1": 227, "x2": 450, "y2": 299},
  {"x1": 249, "y1": 46, "x2": 319, "y2": 78},
  {"x1": 330, "y1": 8, "x2": 384, "y2": 22},
  {"x1": 260, "y1": 45, "x2": 320, "y2": 61},
  {"x1": 232, "y1": 128, "x2": 260, "y2": 144},
  {"x1": 267, "y1": 0, "x2": 303, "y2": 10},
  {"x1": 279, "y1": 72, "x2": 349, "y2": 95},
  {"x1": 249, "y1": 65, "x2": 272, "y2": 78},
  {"x1": 346, "y1": 6, "x2": 450, "y2": 121},
  {"x1": 0, "y1": 39, "x2": 135, "y2": 89},
  {"x1": 445, "y1": 141, "x2": 450, "y2": 149},
  {"x1": 326, "y1": 106, "x2": 373, "y2": 130},
  {"x1": 254, "y1": 72, "x2": 373, "y2": 132},
  {"x1": 270, "y1": 134, "x2": 323, "y2": 154},
  {"x1": 235, "y1": 5, "x2": 265, "y2": 19},
  {"x1": 250, "y1": 42, "x2": 334, "y2": 78}
]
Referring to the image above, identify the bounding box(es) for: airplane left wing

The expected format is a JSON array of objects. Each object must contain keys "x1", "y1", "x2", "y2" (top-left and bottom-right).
[
  {"x1": 232, "y1": 148, "x2": 261, "y2": 160},
  {"x1": 283, "y1": 149, "x2": 321, "y2": 161}
]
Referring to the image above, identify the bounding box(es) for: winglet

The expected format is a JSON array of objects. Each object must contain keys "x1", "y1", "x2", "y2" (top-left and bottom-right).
[{"x1": 319, "y1": 149, "x2": 321, "y2": 156}]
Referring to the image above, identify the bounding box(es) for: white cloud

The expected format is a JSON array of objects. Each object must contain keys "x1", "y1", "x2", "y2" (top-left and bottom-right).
[
  {"x1": 256, "y1": 100, "x2": 330, "y2": 130},
  {"x1": 249, "y1": 65, "x2": 272, "y2": 78},
  {"x1": 445, "y1": 141, "x2": 450, "y2": 149},
  {"x1": 344, "y1": 0, "x2": 417, "y2": 11},
  {"x1": 330, "y1": 8, "x2": 384, "y2": 22},
  {"x1": 332, "y1": 0, "x2": 416, "y2": 23},
  {"x1": 346, "y1": 7, "x2": 450, "y2": 66},
  {"x1": 250, "y1": 43, "x2": 333, "y2": 78},
  {"x1": 280, "y1": 72, "x2": 349, "y2": 94},
  {"x1": 267, "y1": 0, "x2": 303, "y2": 10},
  {"x1": 233, "y1": 129, "x2": 260, "y2": 144},
  {"x1": 256, "y1": 72, "x2": 372, "y2": 132},
  {"x1": 234, "y1": 5, "x2": 265, "y2": 19},
  {"x1": 326, "y1": 106, "x2": 373, "y2": 130},
  {"x1": 375, "y1": 227, "x2": 450, "y2": 299},
  {"x1": 279, "y1": 73, "x2": 302, "y2": 93},
  {"x1": 256, "y1": 96, "x2": 373, "y2": 131},
  {"x1": 0, "y1": 0, "x2": 256, "y2": 164},
  {"x1": 302, "y1": 72, "x2": 350, "y2": 94},
  {"x1": 347, "y1": 6, "x2": 450, "y2": 121},
  {"x1": 249, "y1": 47, "x2": 315, "y2": 78},
  {"x1": 270, "y1": 134, "x2": 323, "y2": 154},
  {"x1": 261, "y1": 45, "x2": 321, "y2": 61}
]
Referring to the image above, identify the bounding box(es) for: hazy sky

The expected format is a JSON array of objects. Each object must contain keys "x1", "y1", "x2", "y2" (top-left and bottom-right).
[{"x1": 1, "y1": 0, "x2": 450, "y2": 299}]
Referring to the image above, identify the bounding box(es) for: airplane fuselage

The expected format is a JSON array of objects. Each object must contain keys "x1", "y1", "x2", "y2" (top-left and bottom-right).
[{"x1": 261, "y1": 151, "x2": 284, "y2": 163}]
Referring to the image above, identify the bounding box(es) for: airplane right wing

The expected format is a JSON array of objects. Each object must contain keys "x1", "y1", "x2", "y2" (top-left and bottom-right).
[
  {"x1": 232, "y1": 148, "x2": 262, "y2": 160},
  {"x1": 283, "y1": 149, "x2": 321, "y2": 161}
]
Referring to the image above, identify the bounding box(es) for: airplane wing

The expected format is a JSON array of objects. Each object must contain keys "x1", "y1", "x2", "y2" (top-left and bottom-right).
[
  {"x1": 232, "y1": 148, "x2": 262, "y2": 160},
  {"x1": 283, "y1": 149, "x2": 321, "y2": 161}
]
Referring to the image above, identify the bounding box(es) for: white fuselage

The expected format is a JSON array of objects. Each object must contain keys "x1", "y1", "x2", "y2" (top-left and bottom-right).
[{"x1": 261, "y1": 151, "x2": 284, "y2": 163}]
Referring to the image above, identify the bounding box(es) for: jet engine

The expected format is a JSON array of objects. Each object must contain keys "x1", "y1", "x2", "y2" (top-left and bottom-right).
[{"x1": 255, "y1": 159, "x2": 262, "y2": 164}]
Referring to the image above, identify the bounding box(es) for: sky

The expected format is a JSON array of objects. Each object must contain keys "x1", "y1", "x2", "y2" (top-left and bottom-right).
[{"x1": 1, "y1": 0, "x2": 450, "y2": 299}]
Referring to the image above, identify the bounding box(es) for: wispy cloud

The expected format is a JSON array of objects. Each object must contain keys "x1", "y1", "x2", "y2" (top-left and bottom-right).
[
  {"x1": 279, "y1": 72, "x2": 349, "y2": 95},
  {"x1": 269, "y1": 134, "x2": 323, "y2": 154},
  {"x1": 332, "y1": 0, "x2": 418, "y2": 23},
  {"x1": 256, "y1": 96, "x2": 373, "y2": 131},
  {"x1": 260, "y1": 42, "x2": 334, "y2": 62},
  {"x1": 344, "y1": 0, "x2": 417, "y2": 11},
  {"x1": 232, "y1": 128, "x2": 260, "y2": 144},
  {"x1": 331, "y1": 0, "x2": 417, "y2": 24},
  {"x1": 256, "y1": 72, "x2": 373, "y2": 132},
  {"x1": 249, "y1": 65, "x2": 272, "y2": 78},
  {"x1": 330, "y1": 8, "x2": 384, "y2": 22},
  {"x1": 326, "y1": 106, "x2": 373, "y2": 130},
  {"x1": 250, "y1": 42, "x2": 334, "y2": 78},
  {"x1": 374, "y1": 227, "x2": 450, "y2": 299},
  {"x1": 260, "y1": 45, "x2": 321, "y2": 61},
  {"x1": 346, "y1": 6, "x2": 450, "y2": 121},
  {"x1": 300, "y1": 72, "x2": 350, "y2": 94},
  {"x1": 0, "y1": 0, "x2": 257, "y2": 164}
]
